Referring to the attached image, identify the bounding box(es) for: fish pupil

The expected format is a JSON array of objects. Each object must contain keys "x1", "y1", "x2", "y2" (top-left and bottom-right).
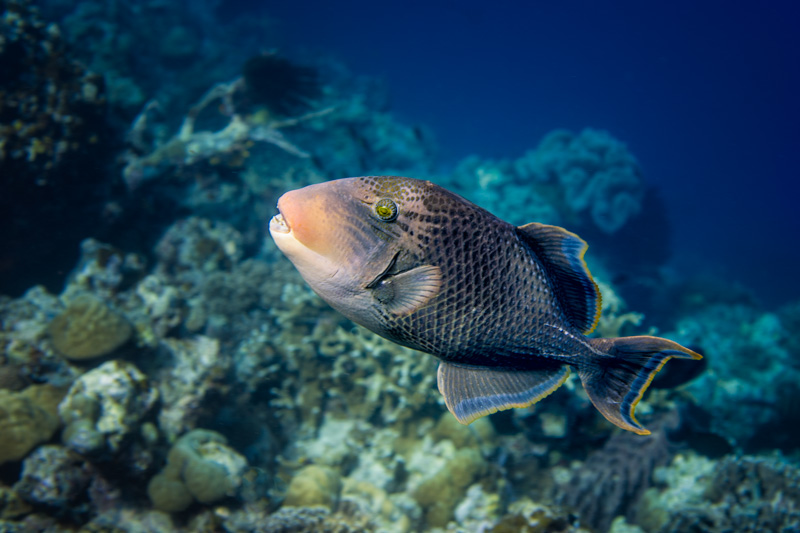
[{"x1": 375, "y1": 199, "x2": 398, "y2": 221}]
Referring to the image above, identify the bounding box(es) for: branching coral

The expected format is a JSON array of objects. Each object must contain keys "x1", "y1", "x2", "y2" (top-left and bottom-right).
[{"x1": 122, "y1": 77, "x2": 332, "y2": 189}]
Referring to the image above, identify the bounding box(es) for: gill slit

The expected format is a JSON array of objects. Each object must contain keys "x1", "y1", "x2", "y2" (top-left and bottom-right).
[{"x1": 365, "y1": 251, "x2": 399, "y2": 289}]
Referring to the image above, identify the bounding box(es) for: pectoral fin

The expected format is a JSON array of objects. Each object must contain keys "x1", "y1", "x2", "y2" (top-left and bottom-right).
[
  {"x1": 437, "y1": 361, "x2": 570, "y2": 424},
  {"x1": 373, "y1": 264, "x2": 442, "y2": 316}
]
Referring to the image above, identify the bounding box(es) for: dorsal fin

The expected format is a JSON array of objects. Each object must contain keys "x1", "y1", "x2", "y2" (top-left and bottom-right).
[{"x1": 516, "y1": 222, "x2": 602, "y2": 334}]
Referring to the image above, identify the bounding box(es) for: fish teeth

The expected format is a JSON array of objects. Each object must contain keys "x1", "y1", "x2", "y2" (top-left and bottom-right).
[{"x1": 270, "y1": 213, "x2": 290, "y2": 234}]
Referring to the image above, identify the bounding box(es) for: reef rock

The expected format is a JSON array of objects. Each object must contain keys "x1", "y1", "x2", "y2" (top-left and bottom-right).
[
  {"x1": 58, "y1": 360, "x2": 158, "y2": 455},
  {"x1": 154, "y1": 335, "x2": 229, "y2": 441},
  {"x1": 13, "y1": 445, "x2": 92, "y2": 510}
]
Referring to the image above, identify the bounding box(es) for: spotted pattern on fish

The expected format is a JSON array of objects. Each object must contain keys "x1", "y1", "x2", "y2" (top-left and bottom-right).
[
  {"x1": 269, "y1": 176, "x2": 702, "y2": 434},
  {"x1": 354, "y1": 177, "x2": 590, "y2": 366}
]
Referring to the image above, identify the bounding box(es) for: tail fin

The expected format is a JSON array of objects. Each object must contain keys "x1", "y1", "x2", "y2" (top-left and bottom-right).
[{"x1": 579, "y1": 336, "x2": 702, "y2": 435}]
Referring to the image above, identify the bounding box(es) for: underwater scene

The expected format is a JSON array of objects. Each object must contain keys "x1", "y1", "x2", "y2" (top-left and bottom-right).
[{"x1": 1, "y1": 1, "x2": 799, "y2": 532}]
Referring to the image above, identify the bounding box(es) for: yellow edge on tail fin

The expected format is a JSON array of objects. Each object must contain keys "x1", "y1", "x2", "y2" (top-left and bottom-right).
[
  {"x1": 582, "y1": 336, "x2": 702, "y2": 435},
  {"x1": 620, "y1": 354, "x2": 675, "y2": 436}
]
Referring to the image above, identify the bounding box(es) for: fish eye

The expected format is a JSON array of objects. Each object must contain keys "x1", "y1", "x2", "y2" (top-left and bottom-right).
[{"x1": 374, "y1": 198, "x2": 398, "y2": 222}]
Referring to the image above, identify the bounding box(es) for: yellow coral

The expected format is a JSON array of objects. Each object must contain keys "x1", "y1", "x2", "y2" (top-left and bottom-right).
[
  {"x1": 283, "y1": 464, "x2": 342, "y2": 509},
  {"x1": 147, "y1": 429, "x2": 248, "y2": 513},
  {"x1": 413, "y1": 447, "x2": 486, "y2": 528},
  {"x1": 48, "y1": 294, "x2": 132, "y2": 361},
  {"x1": 0, "y1": 385, "x2": 64, "y2": 465}
]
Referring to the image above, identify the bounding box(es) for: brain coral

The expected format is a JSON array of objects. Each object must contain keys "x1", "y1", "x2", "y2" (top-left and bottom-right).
[
  {"x1": 0, "y1": 385, "x2": 64, "y2": 465},
  {"x1": 147, "y1": 429, "x2": 248, "y2": 512},
  {"x1": 48, "y1": 294, "x2": 132, "y2": 361}
]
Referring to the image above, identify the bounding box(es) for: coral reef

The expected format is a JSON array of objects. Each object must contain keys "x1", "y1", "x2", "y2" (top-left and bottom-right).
[
  {"x1": 226, "y1": 503, "x2": 375, "y2": 533},
  {"x1": 58, "y1": 360, "x2": 158, "y2": 456},
  {"x1": 0, "y1": 0, "x2": 107, "y2": 177},
  {"x1": 553, "y1": 416, "x2": 676, "y2": 532},
  {"x1": 593, "y1": 281, "x2": 645, "y2": 338},
  {"x1": 1, "y1": 2, "x2": 795, "y2": 531},
  {"x1": 0, "y1": 385, "x2": 64, "y2": 465},
  {"x1": 151, "y1": 335, "x2": 230, "y2": 441},
  {"x1": 520, "y1": 129, "x2": 644, "y2": 234},
  {"x1": 121, "y1": 77, "x2": 329, "y2": 189},
  {"x1": 640, "y1": 454, "x2": 800, "y2": 532},
  {"x1": 442, "y1": 129, "x2": 645, "y2": 235},
  {"x1": 147, "y1": 429, "x2": 249, "y2": 512},
  {"x1": 489, "y1": 498, "x2": 588, "y2": 533},
  {"x1": 283, "y1": 464, "x2": 342, "y2": 509},
  {"x1": 670, "y1": 302, "x2": 800, "y2": 448},
  {"x1": 13, "y1": 445, "x2": 92, "y2": 512},
  {"x1": 48, "y1": 293, "x2": 133, "y2": 361},
  {"x1": 412, "y1": 445, "x2": 487, "y2": 528},
  {"x1": 39, "y1": 0, "x2": 275, "y2": 117}
]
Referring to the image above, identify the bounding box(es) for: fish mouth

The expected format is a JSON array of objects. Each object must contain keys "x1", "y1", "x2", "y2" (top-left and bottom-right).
[{"x1": 269, "y1": 211, "x2": 291, "y2": 234}]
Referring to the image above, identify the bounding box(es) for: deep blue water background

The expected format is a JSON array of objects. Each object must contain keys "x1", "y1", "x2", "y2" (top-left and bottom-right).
[{"x1": 265, "y1": 0, "x2": 800, "y2": 307}]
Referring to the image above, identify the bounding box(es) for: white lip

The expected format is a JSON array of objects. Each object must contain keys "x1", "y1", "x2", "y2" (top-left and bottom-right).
[{"x1": 269, "y1": 213, "x2": 290, "y2": 234}]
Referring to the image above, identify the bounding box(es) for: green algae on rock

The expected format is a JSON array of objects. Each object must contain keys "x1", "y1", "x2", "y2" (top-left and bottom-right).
[{"x1": 48, "y1": 294, "x2": 132, "y2": 361}]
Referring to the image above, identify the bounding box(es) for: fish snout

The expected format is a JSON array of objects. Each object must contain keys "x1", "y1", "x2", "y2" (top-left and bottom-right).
[
  {"x1": 271, "y1": 187, "x2": 340, "y2": 256},
  {"x1": 269, "y1": 212, "x2": 290, "y2": 234}
]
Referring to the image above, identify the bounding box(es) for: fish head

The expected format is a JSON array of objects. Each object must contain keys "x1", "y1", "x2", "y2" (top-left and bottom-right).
[{"x1": 270, "y1": 176, "x2": 440, "y2": 329}]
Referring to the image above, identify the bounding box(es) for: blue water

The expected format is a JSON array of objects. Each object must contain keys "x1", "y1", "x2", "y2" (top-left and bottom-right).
[{"x1": 268, "y1": 0, "x2": 800, "y2": 307}]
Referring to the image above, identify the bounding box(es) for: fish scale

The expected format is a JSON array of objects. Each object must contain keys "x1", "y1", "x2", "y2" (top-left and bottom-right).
[
  {"x1": 270, "y1": 175, "x2": 702, "y2": 434},
  {"x1": 396, "y1": 196, "x2": 577, "y2": 366}
]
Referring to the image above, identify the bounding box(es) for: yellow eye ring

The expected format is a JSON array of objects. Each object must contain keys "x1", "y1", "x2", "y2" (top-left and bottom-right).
[{"x1": 374, "y1": 198, "x2": 398, "y2": 221}]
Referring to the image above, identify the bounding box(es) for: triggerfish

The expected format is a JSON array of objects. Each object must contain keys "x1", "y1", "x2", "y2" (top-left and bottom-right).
[{"x1": 269, "y1": 176, "x2": 701, "y2": 435}]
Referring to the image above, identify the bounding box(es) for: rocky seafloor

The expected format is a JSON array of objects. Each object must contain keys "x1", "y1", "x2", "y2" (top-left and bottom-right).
[{"x1": 2, "y1": 1, "x2": 799, "y2": 531}]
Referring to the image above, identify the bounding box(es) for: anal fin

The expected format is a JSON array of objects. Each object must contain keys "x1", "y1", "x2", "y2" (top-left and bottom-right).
[{"x1": 437, "y1": 361, "x2": 570, "y2": 425}]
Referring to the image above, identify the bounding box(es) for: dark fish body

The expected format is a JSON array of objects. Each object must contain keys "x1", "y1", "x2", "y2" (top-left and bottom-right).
[
  {"x1": 270, "y1": 176, "x2": 701, "y2": 434},
  {"x1": 353, "y1": 178, "x2": 591, "y2": 365}
]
